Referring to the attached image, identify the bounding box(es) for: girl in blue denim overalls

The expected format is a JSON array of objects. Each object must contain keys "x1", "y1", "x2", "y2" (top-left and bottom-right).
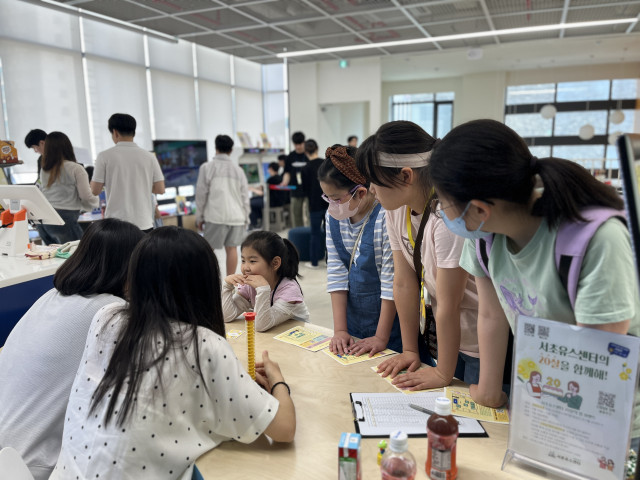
[{"x1": 319, "y1": 145, "x2": 402, "y2": 357}]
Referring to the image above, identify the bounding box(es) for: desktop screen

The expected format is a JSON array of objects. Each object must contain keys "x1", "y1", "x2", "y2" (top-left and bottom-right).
[{"x1": 153, "y1": 140, "x2": 208, "y2": 189}]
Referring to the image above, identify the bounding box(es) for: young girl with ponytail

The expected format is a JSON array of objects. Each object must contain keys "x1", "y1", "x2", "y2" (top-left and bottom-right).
[{"x1": 223, "y1": 230, "x2": 309, "y2": 331}]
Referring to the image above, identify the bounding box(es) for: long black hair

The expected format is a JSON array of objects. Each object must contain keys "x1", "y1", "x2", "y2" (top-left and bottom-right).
[
  {"x1": 355, "y1": 120, "x2": 436, "y2": 197},
  {"x1": 428, "y1": 119, "x2": 623, "y2": 227},
  {"x1": 53, "y1": 218, "x2": 143, "y2": 298},
  {"x1": 241, "y1": 230, "x2": 301, "y2": 281},
  {"x1": 318, "y1": 144, "x2": 368, "y2": 190},
  {"x1": 42, "y1": 131, "x2": 77, "y2": 187},
  {"x1": 90, "y1": 227, "x2": 225, "y2": 426}
]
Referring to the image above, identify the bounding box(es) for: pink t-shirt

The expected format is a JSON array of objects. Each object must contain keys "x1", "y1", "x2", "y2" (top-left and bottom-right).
[
  {"x1": 386, "y1": 207, "x2": 479, "y2": 357},
  {"x1": 237, "y1": 277, "x2": 304, "y2": 306}
]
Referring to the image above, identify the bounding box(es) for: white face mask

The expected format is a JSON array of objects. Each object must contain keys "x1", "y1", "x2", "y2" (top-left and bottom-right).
[{"x1": 327, "y1": 191, "x2": 361, "y2": 221}]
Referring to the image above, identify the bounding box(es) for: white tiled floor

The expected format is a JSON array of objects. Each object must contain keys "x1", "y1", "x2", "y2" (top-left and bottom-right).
[{"x1": 213, "y1": 230, "x2": 333, "y2": 330}]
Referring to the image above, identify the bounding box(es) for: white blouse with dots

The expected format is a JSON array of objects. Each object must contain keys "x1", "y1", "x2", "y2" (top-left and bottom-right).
[{"x1": 50, "y1": 304, "x2": 279, "y2": 480}]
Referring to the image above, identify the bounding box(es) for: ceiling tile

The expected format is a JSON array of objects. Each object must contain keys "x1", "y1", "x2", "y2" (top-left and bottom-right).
[
  {"x1": 135, "y1": 17, "x2": 208, "y2": 35},
  {"x1": 184, "y1": 8, "x2": 260, "y2": 30},
  {"x1": 194, "y1": 33, "x2": 246, "y2": 49},
  {"x1": 134, "y1": 0, "x2": 220, "y2": 15},
  {"x1": 307, "y1": 0, "x2": 395, "y2": 15},
  {"x1": 237, "y1": 0, "x2": 320, "y2": 22},
  {"x1": 55, "y1": 0, "x2": 158, "y2": 21},
  {"x1": 279, "y1": 18, "x2": 349, "y2": 37}
]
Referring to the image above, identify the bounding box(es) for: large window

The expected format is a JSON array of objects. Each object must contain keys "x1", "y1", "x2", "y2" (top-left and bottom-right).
[
  {"x1": 390, "y1": 92, "x2": 454, "y2": 138},
  {"x1": 505, "y1": 79, "x2": 639, "y2": 178}
]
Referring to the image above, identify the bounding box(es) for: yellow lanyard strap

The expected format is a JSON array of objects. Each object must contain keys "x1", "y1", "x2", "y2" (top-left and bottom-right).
[{"x1": 405, "y1": 205, "x2": 427, "y2": 320}]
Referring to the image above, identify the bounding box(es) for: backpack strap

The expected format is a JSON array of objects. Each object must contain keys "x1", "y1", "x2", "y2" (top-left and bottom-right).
[
  {"x1": 555, "y1": 207, "x2": 627, "y2": 309},
  {"x1": 476, "y1": 235, "x2": 494, "y2": 278}
]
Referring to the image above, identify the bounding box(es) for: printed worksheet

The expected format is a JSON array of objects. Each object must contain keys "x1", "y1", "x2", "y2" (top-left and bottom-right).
[
  {"x1": 273, "y1": 326, "x2": 331, "y2": 352},
  {"x1": 322, "y1": 348, "x2": 395, "y2": 365},
  {"x1": 445, "y1": 387, "x2": 510, "y2": 424},
  {"x1": 226, "y1": 329, "x2": 244, "y2": 340},
  {"x1": 370, "y1": 366, "x2": 442, "y2": 394}
]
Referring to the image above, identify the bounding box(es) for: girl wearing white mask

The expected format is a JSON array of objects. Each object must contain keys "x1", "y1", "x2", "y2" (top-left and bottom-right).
[
  {"x1": 356, "y1": 122, "x2": 485, "y2": 392},
  {"x1": 319, "y1": 145, "x2": 402, "y2": 356}
]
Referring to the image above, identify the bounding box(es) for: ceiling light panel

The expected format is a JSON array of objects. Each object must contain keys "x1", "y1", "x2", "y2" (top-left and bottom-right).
[
  {"x1": 184, "y1": 8, "x2": 260, "y2": 30},
  {"x1": 135, "y1": 17, "x2": 208, "y2": 36},
  {"x1": 134, "y1": 0, "x2": 220, "y2": 15},
  {"x1": 308, "y1": 0, "x2": 395, "y2": 15},
  {"x1": 225, "y1": 26, "x2": 293, "y2": 43},
  {"x1": 238, "y1": 0, "x2": 320, "y2": 22},
  {"x1": 54, "y1": 0, "x2": 157, "y2": 22}
]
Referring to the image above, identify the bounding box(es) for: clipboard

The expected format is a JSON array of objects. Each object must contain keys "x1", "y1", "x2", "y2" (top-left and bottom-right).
[{"x1": 350, "y1": 392, "x2": 488, "y2": 438}]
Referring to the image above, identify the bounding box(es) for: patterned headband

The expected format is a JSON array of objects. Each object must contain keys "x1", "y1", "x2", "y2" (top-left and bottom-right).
[
  {"x1": 377, "y1": 151, "x2": 432, "y2": 168},
  {"x1": 325, "y1": 146, "x2": 367, "y2": 185}
]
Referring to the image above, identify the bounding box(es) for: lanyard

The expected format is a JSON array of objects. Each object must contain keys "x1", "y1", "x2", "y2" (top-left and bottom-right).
[
  {"x1": 348, "y1": 200, "x2": 378, "y2": 271},
  {"x1": 405, "y1": 204, "x2": 428, "y2": 321}
]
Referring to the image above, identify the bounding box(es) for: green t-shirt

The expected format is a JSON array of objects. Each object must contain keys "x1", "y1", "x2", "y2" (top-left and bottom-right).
[
  {"x1": 460, "y1": 218, "x2": 640, "y2": 335},
  {"x1": 460, "y1": 217, "x2": 640, "y2": 437}
]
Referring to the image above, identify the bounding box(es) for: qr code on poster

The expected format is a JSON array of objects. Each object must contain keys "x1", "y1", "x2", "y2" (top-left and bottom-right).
[
  {"x1": 598, "y1": 391, "x2": 616, "y2": 409},
  {"x1": 538, "y1": 326, "x2": 550, "y2": 339},
  {"x1": 524, "y1": 322, "x2": 535, "y2": 336}
]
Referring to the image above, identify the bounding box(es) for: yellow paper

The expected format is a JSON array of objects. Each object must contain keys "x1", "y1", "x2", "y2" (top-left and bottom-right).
[
  {"x1": 273, "y1": 326, "x2": 331, "y2": 352},
  {"x1": 445, "y1": 387, "x2": 510, "y2": 424},
  {"x1": 226, "y1": 329, "x2": 245, "y2": 340},
  {"x1": 370, "y1": 366, "x2": 443, "y2": 394},
  {"x1": 323, "y1": 348, "x2": 394, "y2": 365}
]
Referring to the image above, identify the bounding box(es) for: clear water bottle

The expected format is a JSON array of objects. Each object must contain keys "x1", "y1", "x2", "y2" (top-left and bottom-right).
[{"x1": 380, "y1": 430, "x2": 417, "y2": 480}]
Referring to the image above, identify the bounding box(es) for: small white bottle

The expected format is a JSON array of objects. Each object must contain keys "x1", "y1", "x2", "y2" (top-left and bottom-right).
[{"x1": 380, "y1": 430, "x2": 417, "y2": 480}]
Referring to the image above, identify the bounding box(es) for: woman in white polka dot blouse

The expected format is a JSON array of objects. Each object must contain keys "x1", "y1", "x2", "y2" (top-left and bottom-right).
[{"x1": 50, "y1": 227, "x2": 296, "y2": 480}]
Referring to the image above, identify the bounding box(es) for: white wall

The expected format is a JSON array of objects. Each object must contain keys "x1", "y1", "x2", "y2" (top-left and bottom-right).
[
  {"x1": 317, "y1": 102, "x2": 368, "y2": 152},
  {"x1": 289, "y1": 33, "x2": 640, "y2": 136}
]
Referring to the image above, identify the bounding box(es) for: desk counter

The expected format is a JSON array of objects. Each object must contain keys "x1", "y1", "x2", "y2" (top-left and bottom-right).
[{"x1": 197, "y1": 321, "x2": 537, "y2": 480}]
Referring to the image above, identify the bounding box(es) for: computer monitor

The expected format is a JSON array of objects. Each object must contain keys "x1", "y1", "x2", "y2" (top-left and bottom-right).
[
  {"x1": 0, "y1": 185, "x2": 64, "y2": 224},
  {"x1": 618, "y1": 134, "x2": 640, "y2": 285},
  {"x1": 152, "y1": 140, "x2": 208, "y2": 189}
]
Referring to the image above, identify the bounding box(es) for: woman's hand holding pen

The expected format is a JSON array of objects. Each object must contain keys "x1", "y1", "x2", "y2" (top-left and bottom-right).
[
  {"x1": 349, "y1": 335, "x2": 388, "y2": 358},
  {"x1": 377, "y1": 351, "x2": 421, "y2": 378}
]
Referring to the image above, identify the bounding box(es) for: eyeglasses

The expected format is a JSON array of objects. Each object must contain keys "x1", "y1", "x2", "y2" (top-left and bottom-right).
[
  {"x1": 321, "y1": 185, "x2": 363, "y2": 205},
  {"x1": 431, "y1": 198, "x2": 458, "y2": 219}
]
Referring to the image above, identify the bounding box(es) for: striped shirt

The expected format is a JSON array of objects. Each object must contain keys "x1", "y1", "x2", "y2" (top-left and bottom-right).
[{"x1": 325, "y1": 207, "x2": 394, "y2": 300}]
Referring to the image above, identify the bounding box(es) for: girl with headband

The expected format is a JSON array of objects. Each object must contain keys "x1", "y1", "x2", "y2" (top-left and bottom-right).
[
  {"x1": 319, "y1": 144, "x2": 402, "y2": 356},
  {"x1": 356, "y1": 121, "x2": 482, "y2": 391},
  {"x1": 428, "y1": 119, "x2": 640, "y2": 439}
]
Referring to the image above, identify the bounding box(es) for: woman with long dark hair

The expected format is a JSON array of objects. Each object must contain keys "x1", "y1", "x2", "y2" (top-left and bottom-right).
[
  {"x1": 428, "y1": 119, "x2": 639, "y2": 441},
  {"x1": 38, "y1": 131, "x2": 98, "y2": 244},
  {"x1": 0, "y1": 218, "x2": 144, "y2": 480},
  {"x1": 51, "y1": 227, "x2": 295, "y2": 479}
]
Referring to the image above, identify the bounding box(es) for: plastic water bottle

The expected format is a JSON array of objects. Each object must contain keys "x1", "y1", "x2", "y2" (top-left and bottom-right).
[
  {"x1": 426, "y1": 397, "x2": 458, "y2": 480},
  {"x1": 380, "y1": 430, "x2": 417, "y2": 480}
]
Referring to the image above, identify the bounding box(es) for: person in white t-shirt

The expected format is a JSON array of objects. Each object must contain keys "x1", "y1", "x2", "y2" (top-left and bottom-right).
[
  {"x1": 0, "y1": 218, "x2": 144, "y2": 480},
  {"x1": 50, "y1": 227, "x2": 296, "y2": 480},
  {"x1": 91, "y1": 113, "x2": 165, "y2": 231}
]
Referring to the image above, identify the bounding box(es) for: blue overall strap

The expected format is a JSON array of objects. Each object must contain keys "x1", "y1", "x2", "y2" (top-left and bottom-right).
[
  {"x1": 329, "y1": 215, "x2": 351, "y2": 271},
  {"x1": 555, "y1": 207, "x2": 626, "y2": 309}
]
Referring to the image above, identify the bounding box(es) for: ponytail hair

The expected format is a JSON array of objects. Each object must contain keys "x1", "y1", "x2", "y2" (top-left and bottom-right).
[
  {"x1": 355, "y1": 121, "x2": 436, "y2": 197},
  {"x1": 242, "y1": 231, "x2": 301, "y2": 281},
  {"x1": 428, "y1": 119, "x2": 622, "y2": 227}
]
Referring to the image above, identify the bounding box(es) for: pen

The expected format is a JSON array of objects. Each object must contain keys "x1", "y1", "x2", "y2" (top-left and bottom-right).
[{"x1": 409, "y1": 403, "x2": 436, "y2": 416}]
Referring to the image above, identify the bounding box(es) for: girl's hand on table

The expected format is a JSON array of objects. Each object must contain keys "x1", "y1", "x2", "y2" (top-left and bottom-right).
[
  {"x1": 349, "y1": 335, "x2": 388, "y2": 357},
  {"x1": 377, "y1": 351, "x2": 421, "y2": 378},
  {"x1": 330, "y1": 330, "x2": 354, "y2": 355},
  {"x1": 392, "y1": 366, "x2": 449, "y2": 391}
]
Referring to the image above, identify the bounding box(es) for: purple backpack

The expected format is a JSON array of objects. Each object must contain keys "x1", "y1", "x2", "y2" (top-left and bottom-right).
[{"x1": 475, "y1": 207, "x2": 627, "y2": 309}]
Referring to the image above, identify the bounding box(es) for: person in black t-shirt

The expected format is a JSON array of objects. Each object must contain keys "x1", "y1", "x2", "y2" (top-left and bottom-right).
[
  {"x1": 301, "y1": 139, "x2": 327, "y2": 268},
  {"x1": 281, "y1": 131, "x2": 308, "y2": 227}
]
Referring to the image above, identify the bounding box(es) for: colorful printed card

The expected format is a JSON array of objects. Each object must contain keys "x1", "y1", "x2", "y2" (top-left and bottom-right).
[
  {"x1": 370, "y1": 366, "x2": 442, "y2": 394},
  {"x1": 226, "y1": 329, "x2": 244, "y2": 340},
  {"x1": 273, "y1": 326, "x2": 331, "y2": 352},
  {"x1": 504, "y1": 316, "x2": 640, "y2": 480},
  {"x1": 322, "y1": 348, "x2": 394, "y2": 365},
  {"x1": 445, "y1": 387, "x2": 510, "y2": 424}
]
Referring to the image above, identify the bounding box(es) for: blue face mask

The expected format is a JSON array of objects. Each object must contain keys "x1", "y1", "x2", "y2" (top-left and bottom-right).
[{"x1": 440, "y1": 202, "x2": 492, "y2": 240}]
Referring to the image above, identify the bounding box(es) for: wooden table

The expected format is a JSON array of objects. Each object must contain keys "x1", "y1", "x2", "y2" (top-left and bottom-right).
[{"x1": 197, "y1": 320, "x2": 539, "y2": 479}]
